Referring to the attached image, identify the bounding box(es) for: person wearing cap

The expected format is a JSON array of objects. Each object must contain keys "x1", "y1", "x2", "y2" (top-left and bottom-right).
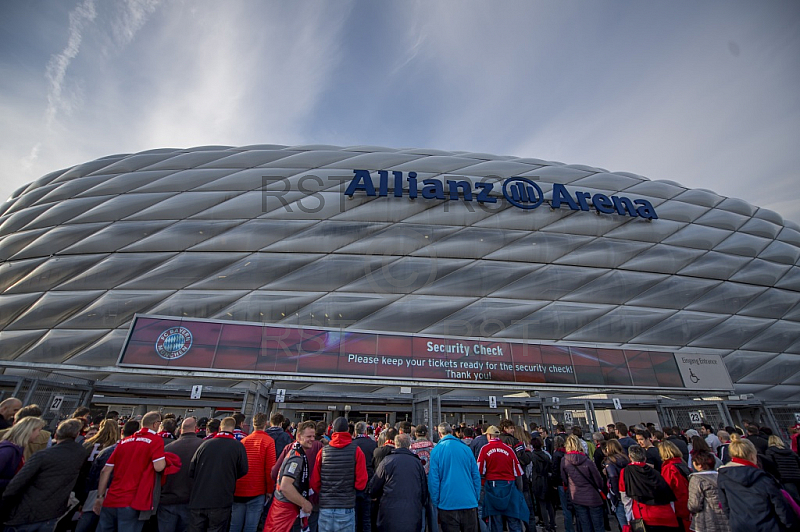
[
  {"x1": 309, "y1": 416, "x2": 368, "y2": 532},
  {"x1": 476, "y1": 425, "x2": 529, "y2": 532},
  {"x1": 428, "y1": 422, "x2": 481, "y2": 532}
]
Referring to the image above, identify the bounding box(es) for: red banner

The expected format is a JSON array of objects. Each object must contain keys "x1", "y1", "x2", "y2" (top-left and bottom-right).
[{"x1": 119, "y1": 315, "x2": 685, "y2": 388}]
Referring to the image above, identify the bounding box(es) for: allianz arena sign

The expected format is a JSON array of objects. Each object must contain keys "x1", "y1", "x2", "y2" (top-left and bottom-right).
[{"x1": 345, "y1": 170, "x2": 659, "y2": 219}]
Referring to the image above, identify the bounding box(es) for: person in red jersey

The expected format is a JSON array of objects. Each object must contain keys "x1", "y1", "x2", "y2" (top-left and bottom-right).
[
  {"x1": 476, "y1": 425, "x2": 529, "y2": 532},
  {"x1": 93, "y1": 411, "x2": 166, "y2": 532}
]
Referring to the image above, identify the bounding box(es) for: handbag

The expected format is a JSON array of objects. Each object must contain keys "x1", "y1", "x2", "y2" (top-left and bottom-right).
[{"x1": 629, "y1": 518, "x2": 647, "y2": 532}]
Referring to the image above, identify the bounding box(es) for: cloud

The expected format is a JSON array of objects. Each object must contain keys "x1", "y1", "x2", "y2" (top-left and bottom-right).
[
  {"x1": 44, "y1": 0, "x2": 97, "y2": 127},
  {"x1": 21, "y1": 143, "x2": 41, "y2": 172},
  {"x1": 111, "y1": 0, "x2": 160, "y2": 47},
  {"x1": 2, "y1": 1, "x2": 798, "y2": 226}
]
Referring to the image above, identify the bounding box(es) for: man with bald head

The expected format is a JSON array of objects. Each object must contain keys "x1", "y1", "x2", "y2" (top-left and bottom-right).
[
  {"x1": 159, "y1": 417, "x2": 204, "y2": 532},
  {"x1": 0, "y1": 397, "x2": 22, "y2": 430}
]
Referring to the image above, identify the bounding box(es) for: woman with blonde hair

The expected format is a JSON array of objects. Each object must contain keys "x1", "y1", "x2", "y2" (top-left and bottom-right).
[
  {"x1": 83, "y1": 418, "x2": 119, "y2": 453},
  {"x1": 561, "y1": 434, "x2": 606, "y2": 532},
  {"x1": 658, "y1": 440, "x2": 691, "y2": 531},
  {"x1": 0, "y1": 417, "x2": 45, "y2": 495},
  {"x1": 717, "y1": 433, "x2": 797, "y2": 531},
  {"x1": 765, "y1": 434, "x2": 800, "y2": 503}
]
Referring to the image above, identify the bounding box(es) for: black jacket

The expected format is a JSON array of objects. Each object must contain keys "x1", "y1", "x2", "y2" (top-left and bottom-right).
[
  {"x1": 766, "y1": 446, "x2": 800, "y2": 483},
  {"x1": 373, "y1": 443, "x2": 394, "y2": 472},
  {"x1": 747, "y1": 434, "x2": 769, "y2": 455},
  {"x1": 189, "y1": 434, "x2": 248, "y2": 509},
  {"x1": 529, "y1": 450, "x2": 553, "y2": 500},
  {"x1": 369, "y1": 448, "x2": 428, "y2": 532},
  {"x1": 551, "y1": 449, "x2": 566, "y2": 487},
  {"x1": 1, "y1": 439, "x2": 89, "y2": 525},
  {"x1": 717, "y1": 463, "x2": 797, "y2": 532},
  {"x1": 162, "y1": 432, "x2": 204, "y2": 505},
  {"x1": 500, "y1": 433, "x2": 531, "y2": 490},
  {"x1": 353, "y1": 436, "x2": 377, "y2": 480},
  {"x1": 645, "y1": 446, "x2": 663, "y2": 472},
  {"x1": 265, "y1": 427, "x2": 292, "y2": 461},
  {"x1": 470, "y1": 434, "x2": 488, "y2": 459}
]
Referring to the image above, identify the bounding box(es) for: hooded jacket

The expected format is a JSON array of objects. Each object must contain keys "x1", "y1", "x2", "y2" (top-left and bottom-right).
[
  {"x1": 560, "y1": 451, "x2": 605, "y2": 507},
  {"x1": 309, "y1": 431, "x2": 367, "y2": 508},
  {"x1": 717, "y1": 461, "x2": 797, "y2": 532},
  {"x1": 0, "y1": 441, "x2": 23, "y2": 494}
]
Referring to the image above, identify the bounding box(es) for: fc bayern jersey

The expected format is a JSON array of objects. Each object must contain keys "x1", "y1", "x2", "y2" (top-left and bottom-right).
[
  {"x1": 104, "y1": 428, "x2": 165, "y2": 510},
  {"x1": 477, "y1": 439, "x2": 523, "y2": 481}
]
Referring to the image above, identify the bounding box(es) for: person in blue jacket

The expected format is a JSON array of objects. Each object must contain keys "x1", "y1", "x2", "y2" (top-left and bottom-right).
[{"x1": 428, "y1": 422, "x2": 482, "y2": 532}]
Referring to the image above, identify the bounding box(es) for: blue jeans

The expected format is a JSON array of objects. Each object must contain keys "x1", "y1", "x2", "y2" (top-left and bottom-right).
[
  {"x1": 4, "y1": 519, "x2": 58, "y2": 532},
  {"x1": 318, "y1": 508, "x2": 355, "y2": 532},
  {"x1": 230, "y1": 495, "x2": 266, "y2": 532},
  {"x1": 613, "y1": 501, "x2": 628, "y2": 529},
  {"x1": 75, "y1": 511, "x2": 99, "y2": 532},
  {"x1": 574, "y1": 504, "x2": 604, "y2": 532},
  {"x1": 157, "y1": 503, "x2": 191, "y2": 532},
  {"x1": 489, "y1": 514, "x2": 522, "y2": 532},
  {"x1": 557, "y1": 486, "x2": 574, "y2": 532},
  {"x1": 97, "y1": 507, "x2": 144, "y2": 532}
]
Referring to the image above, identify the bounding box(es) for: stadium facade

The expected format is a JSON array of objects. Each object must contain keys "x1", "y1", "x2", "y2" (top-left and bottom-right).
[{"x1": 1, "y1": 144, "x2": 799, "y2": 425}]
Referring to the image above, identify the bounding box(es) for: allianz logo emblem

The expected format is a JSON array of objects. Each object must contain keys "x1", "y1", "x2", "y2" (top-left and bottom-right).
[
  {"x1": 503, "y1": 177, "x2": 544, "y2": 210},
  {"x1": 344, "y1": 170, "x2": 658, "y2": 219}
]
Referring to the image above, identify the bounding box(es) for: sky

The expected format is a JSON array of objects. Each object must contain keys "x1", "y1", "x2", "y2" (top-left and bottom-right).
[{"x1": 1, "y1": 0, "x2": 799, "y2": 224}]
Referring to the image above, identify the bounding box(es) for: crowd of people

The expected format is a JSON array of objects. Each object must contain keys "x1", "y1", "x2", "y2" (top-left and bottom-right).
[{"x1": 0, "y1": 395, "x2": 799, "y2": 532}]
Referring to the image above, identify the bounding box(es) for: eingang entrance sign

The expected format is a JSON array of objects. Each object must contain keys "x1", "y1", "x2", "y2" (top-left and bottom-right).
[{"x1": 119, "y1": 315, "x2": 732, "y2": 392}]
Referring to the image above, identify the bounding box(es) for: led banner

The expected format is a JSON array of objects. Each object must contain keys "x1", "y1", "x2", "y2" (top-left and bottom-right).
[{"x1": 118, "y1": 315, "x2": 732, "y2": 391}]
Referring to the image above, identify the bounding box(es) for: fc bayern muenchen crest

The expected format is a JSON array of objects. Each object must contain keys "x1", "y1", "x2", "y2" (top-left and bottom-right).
[{"x1": 155, "y1": 327, "x2": 193, "y2": 360}]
